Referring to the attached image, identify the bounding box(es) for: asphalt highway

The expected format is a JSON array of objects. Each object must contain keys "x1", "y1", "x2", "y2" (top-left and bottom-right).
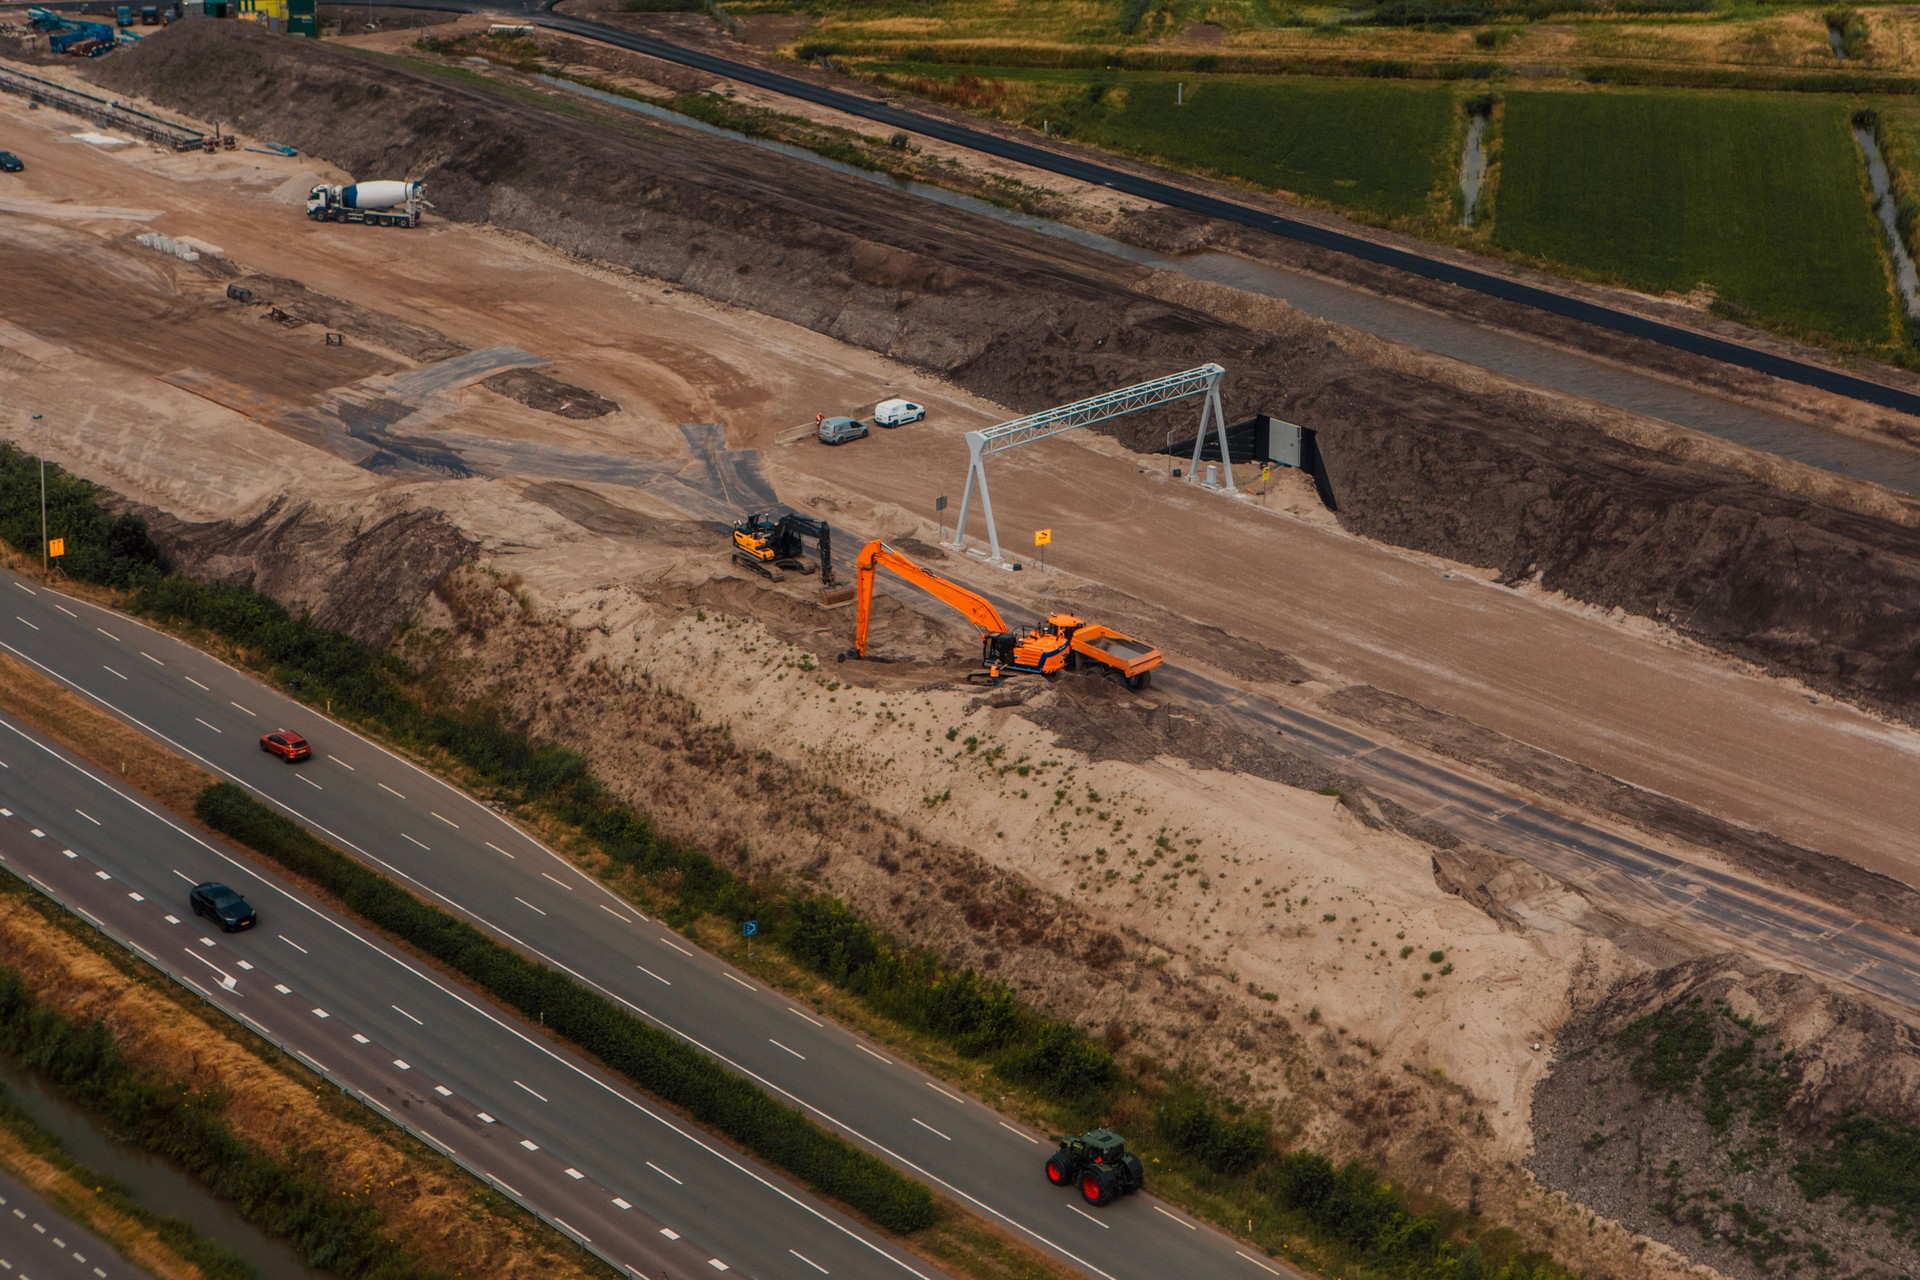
[
  {"x1": 0, "y1": 1169, "x2": 150, "y2": 1280},
  {"x1": 0, "y1": 683, "x2": 959, "y2": 1279},
  {"x1": 0, "y1": 571, "x2": 1306, "y2": 1280}
]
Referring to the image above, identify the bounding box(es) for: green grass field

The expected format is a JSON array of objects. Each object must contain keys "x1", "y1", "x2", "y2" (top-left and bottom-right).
[
  {"x1": 870, "y1": 67, "x2": 1456, "y2": 219},
  {"x1": 1493, "y1": 89, "x2": 1895, "y2": 344}
]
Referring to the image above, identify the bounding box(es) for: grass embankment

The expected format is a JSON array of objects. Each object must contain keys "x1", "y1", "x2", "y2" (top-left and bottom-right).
[
  {"x1": 1493, "y1": 88, "x2": 1897, "y2": 343},
  {"x1": 0, "y1": 463, "x2": 1590, "y2": 1275},
  {"x1": 865, "y1": 65, "x2": 1456, "y2": 220}
]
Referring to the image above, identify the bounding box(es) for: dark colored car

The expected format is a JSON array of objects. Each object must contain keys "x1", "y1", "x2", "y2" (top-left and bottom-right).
[
  {"x1": 260, "y1": 729, "x2": 311, "y2": 762},
  {"x1": 189, "y1": 882, "x2": 256, "y2": 932},
  {"x1": 0, "y1": 153, "x2": 22, "y2": 174}
]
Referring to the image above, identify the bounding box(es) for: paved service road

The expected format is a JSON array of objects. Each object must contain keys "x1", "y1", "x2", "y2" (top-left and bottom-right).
[
  {"x1": 0, "y1": 572, "x2": 1308, "y2": 1280},
  {"x1": 0, "y1": 1169, "x2": 152, "y2": 1280},
  {"x1": 0, "y1": 703, "x2": 954, "y2": 1280}
]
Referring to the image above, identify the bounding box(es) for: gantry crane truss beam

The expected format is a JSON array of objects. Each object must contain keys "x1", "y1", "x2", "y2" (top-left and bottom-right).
[{"x1": 949, "y1": 363, "x2": 1230, "y2": 564}]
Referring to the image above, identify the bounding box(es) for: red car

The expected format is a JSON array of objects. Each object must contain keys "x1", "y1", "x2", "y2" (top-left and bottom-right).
[{"x1": 260, "y1": 729, "x2": 311, "y2": 762}]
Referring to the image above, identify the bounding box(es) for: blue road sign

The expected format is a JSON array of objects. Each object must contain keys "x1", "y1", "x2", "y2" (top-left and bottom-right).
[{"x1": 743, "y1": 920, "x2": 759, "y2": 938}]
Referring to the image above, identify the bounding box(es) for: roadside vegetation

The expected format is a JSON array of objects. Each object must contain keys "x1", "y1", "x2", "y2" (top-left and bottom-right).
[
  {"x1": 865, "y1": 66, "x2": 1456, "y2": 218},
  {"x1": 0, "y1": 445, "x2": 1603, "y2": 1280},
  {"x1": 1492, "y1": 88, "x2": 1896, "y2": 343}
]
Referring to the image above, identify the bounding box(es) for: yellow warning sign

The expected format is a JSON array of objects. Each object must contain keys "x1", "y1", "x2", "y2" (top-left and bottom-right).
[
  {"x1": 47, "y1": 538, "x2": 64, "y2": 559},
  {"x1": 1034, "y1": 529, "x2": 1052, "y2": 548}
]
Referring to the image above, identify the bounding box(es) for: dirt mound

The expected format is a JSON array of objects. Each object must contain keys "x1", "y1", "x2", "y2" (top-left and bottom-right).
[
  {"x1": 482, "y1": 369, "x2": 619, "y2": 419},
  {"x1": 142, "y1": 492, "x2": 475, "y2": 647},
  {"x1": 85, "y1": 25, "x2": 1920, "y2": 722},
  {"x1": 1531, "y1": 956, "x2": 1920, "y2": 1280}
]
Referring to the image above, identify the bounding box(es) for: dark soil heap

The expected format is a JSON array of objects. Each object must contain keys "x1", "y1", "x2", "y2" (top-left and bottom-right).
[
  {"x1": 89, "y1": 25, "x2": 1920, "y2": 720},
  {"x1": 1532, "y1": 958, "x2": 1920, "y2": 1280}
]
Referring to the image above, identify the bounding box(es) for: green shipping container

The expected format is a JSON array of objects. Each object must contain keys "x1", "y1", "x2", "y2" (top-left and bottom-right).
[{"x1": 287, "y1": 0, "x2": 313, "y2": 36}]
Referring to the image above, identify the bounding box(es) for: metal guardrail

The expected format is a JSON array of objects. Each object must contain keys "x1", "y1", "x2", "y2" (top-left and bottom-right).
[
  {"x1": 0, "y1": 59, "x2": 204, "y2": 149},
  {"x1": 13, "y1": 869, "x2": 653, "y2": 1280}
]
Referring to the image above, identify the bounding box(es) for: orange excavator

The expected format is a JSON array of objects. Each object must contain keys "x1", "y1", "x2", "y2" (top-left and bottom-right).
[{"x1": 851, "y1": 540, "x2": 1163, "y2": 689}]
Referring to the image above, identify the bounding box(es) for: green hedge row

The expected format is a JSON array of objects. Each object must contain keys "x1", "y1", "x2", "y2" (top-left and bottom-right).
[
  {"x1": 0, "y1": 443, "x2": 165, "y2": 589},
  {"x1": 0, "y1": 963, "x2": 442, "y2": 1279},
  {"x1": 194, "y1": 783, "x2": 939, "y2": 1234}
]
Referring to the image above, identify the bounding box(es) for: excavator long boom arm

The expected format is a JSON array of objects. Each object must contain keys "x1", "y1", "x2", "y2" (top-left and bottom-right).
[{"x1": 854, "y1": 540, "x2": 1009, "y2": 658}]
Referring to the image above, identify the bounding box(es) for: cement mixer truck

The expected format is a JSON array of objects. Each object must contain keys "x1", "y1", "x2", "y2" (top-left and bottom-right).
[{"x1": 305, "y1": 180, "x2": 422, "y2": 228}]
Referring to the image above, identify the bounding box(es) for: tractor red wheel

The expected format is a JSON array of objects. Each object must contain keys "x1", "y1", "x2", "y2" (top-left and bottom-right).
[
  {"x1": 1081, "y1": 1168, "x2": 1115, "y2": 1206},
  {"x1": 1045, "y1": 1156, "x2": 1069, "y2": 1185}
]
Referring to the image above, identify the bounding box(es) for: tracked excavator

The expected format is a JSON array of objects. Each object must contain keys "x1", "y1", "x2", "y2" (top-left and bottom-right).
[
  {"x1": 732, "y1": 512, "x2": 853, "y2": 602},
  {"x1": 850, "y1": 540, "x2": 1163, "y2": 688}
]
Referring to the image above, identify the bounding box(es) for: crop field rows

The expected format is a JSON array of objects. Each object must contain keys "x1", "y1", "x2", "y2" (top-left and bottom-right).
[{"x1": 855, "y1": 61, "x2": 1907, "y2": 348}]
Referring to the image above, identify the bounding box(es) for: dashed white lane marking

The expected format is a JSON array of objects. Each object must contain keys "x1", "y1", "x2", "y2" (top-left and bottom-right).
[
  {"x1": 127, "y1": 892, "x2": 143, "y2": 902},
  {"x1": 1000, "y1": 1122, "x2": 1039, "y2": 1144},
  {"x1": 194, "y1": 717, "x2": 221, "y2": 734},
  {"x1": 432, "y1": 811, "x2": 459, "y2": 828},
  {"x1": 393, "y1": 1004, "x2": 424, "y2": 1026},
  {"x1": 707, "y1": 1258, "x2": 729, "y2": 1271},
  {"x1": 790, "y1": 1248, "x2": 830, "y2": 1275},
  {"x1": 788, "y1": 1006, "x2": 823, "y2": 1027},
  {"x1": 353, "y1": 1035, "x2": 370, "y2": 1045},
  {"x1": 402, "y1": 833, "x2": 430, "y2": 850},
  {"x1": 171, "y1": 869, "x2": 194, "y2": 883},
  {"x1": 185, "y1": 676, "x2": 209, "y2": 691},
  {"x1": 723, "y1": 973, "x2": 754, "y2": 991},
  {"x1": 393, "y1": 1060, "x2": 411, "y2": 1071},
  {"x1": 101, "y1": 665, "x2": 125, "y2": 680},
  {"x1": 514, "y1": 1079, "x2": 548, "y2": 1103},
  {"x1": 477, "y1": 1113, "x2": 495, "y2": 1124},
  {"x1": 235, "y1": 960, "x2": 252, "y2": 970},
  {"x1": 311, "y1": 1008, "x2": 329, "y2": 1019},
  {"x1": 279, "y1": 934, "x2": 307, "y2": 955},
  {"x1": 9, "y1": 580, "x2": 29, "y2": 593},
  {"x1": 54, "y1": 605, "x2": 78, "y2": 619},
  {"x1": 196, "y1": 936, "x2": 215, "y2": 948},
  {"x1": 599, "y1": 904, "x2": 632, "y2": 923},
  {"x1": 141, "y1": 651, "x2": 162, "y2": 665},
  {"x1": 92, "y1": 869, "x2": 110, "y2": 880},
  {"x1": 519, "y1": 1139, "x2": 540, "y2": 1151},
  {"x1": 659, "y1": 1227, "x2": 680, "y2": 1240},
  {"x1": 298, "y1": 775, "x2": 323, "y2": 790},
  {"x1": 658, "y1": 937, "x2": 693, "y2": 957},
  {"x1": 927, "y1": 1082, "x2": 966, "y2": 1106},
  {"x1": 378, "y1": 783, "x2": 405, "y2": 799},
  {"x1": 646, "y1": 1161, "x2": 682, "y2": 1186},
  {"x1": 434, "y1": 1085, "x2": 452, "y2": 1097},
  {"x1": 540, "y1": 871, "x2": 573, "y2": 891},
  {"x1": 163, "y1": 915, "x2": 180, "y2": 925},
  {"x1": 1155, "y1": 1205, "x2": 1197, "y2": 1229},
  {"x1": 552, "y1": 1216, "x2": 588, "y2": 1242},
  {"x1": 1237, "y1": 1251, "x2": 1284, "y2": 1276},
  {"x1": 95, "y1": 627, "x2": 118, "y2": 642},
  {"x1": 513, "y1": 896, "x2": 546, "y2": 916},
  {"x1": 0, "y1": 808, "x2": 9, "y2": 817},
  {"x1": 856, "y1": 1044, "x2": 893, "y2": 1065},
  {"x1": 911, "y1": 1118, "x2": 951, "y2": 1141},
  {"x1": 330, "y1": 757, "x2": 355, "y2": 771},
  {"x1": 273, "y1": 984, "x2": 291, "y2": 995},
  {"x1": 635, "y1": 964, "x2": 671, "y2": 986},
  {"x1": 27, "y1": 829, "x2": 41, "y2": 838},
  {"x1": 564, "y1": 1167, "x2": 584, "y2": 1180},
  {"x1": 769, "y1": 1038, "x2": 805, "y2": 1061},
  {"x1": 1068, "y1": 1204, "x2": 1108, "y2": 1228},
  {"x1": 485, "y1": 840, "x2": 514, "y2": 859},
  {"x1": 13, "y1": 615, "x2": 38, "y2": 630},
  {"x1": 612, "y1": 1196, "x2": 632, "y2": 1209},
  {"x1": 230, "y1": 701, "x2": 254, "y2": 716}
]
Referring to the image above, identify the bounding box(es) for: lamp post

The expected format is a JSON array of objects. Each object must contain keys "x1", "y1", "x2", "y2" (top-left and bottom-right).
[{"x1": 33, "y1": 414, "x2": 46, "y2": 579}]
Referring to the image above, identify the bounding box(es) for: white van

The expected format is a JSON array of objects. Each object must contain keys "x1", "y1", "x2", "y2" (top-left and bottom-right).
[{"x1": 873, "y1": 398, "x2": 926, "y2": 428}]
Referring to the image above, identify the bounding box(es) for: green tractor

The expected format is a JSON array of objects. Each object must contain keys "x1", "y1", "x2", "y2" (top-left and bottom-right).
[{"x1": 1044, "y1": 1128, "x2": 1144, "y2": 1206}]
